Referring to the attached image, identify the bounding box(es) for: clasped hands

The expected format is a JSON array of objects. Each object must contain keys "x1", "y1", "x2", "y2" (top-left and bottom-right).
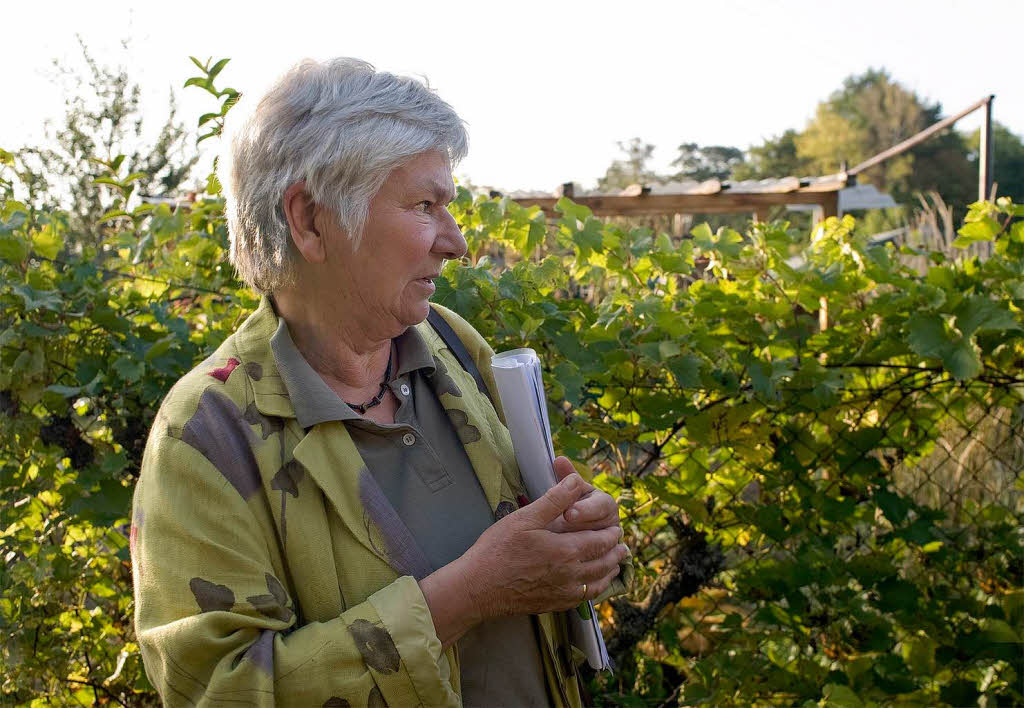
[{"x1": 455, "y1": 456, "x2": 627, "y2": 620}]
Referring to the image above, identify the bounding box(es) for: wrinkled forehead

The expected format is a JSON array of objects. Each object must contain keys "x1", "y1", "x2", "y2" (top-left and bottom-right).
[{"x1": 390, "y1": 151, "x2": 456, "y2": 202}]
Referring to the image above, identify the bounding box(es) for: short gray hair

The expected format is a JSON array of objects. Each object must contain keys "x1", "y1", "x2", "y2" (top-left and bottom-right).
[{"x1": 220, "y1": 58, "x2": 469, "y2": 293}]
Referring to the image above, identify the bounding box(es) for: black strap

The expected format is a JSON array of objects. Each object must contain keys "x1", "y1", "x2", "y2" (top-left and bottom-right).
[{"x1": 426, "y1": 306, "x2": 494, "y2": 405}]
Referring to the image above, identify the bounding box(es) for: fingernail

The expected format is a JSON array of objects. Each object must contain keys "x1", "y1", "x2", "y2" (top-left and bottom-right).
[{"x1": 566, "y1": 509, "x2": 578, "y2": 521}]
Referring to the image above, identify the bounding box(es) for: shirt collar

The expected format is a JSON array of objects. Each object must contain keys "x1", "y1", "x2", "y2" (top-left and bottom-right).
[
  {"x1": 270, "y1": 314, "x2": 437, "y2": 429},
  {"x1": 395, "y1": 321, "x2": 436, "y2": 378}
]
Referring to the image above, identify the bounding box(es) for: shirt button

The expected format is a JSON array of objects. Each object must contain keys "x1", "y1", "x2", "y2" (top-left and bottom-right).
[
  {"x1": 400, "y1": 383, "x2": 411, "y2": 396},
  {"x1": 402, "y1": 433, "x2": 416, "y2": 446}
]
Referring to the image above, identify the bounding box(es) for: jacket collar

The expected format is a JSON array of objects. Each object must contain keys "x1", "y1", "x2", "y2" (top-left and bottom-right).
[{"x1": 232, "y1": 296, "x2": 295, "y2": 419}]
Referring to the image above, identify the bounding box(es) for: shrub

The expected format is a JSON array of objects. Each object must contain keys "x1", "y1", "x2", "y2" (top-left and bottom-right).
[{"x1": 1, "y1": 59, "x2": 1021, "y2": 706}]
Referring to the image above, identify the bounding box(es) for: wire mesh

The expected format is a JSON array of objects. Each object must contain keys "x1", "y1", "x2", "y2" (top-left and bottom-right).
[{"x1": 593, "y1": 365, "x2": 1024, "y2": 702}]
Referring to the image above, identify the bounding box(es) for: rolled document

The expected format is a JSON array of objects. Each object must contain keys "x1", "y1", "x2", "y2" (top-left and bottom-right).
[{"x1": 491, "y1": 348, "x2": 613, "y2": 672}]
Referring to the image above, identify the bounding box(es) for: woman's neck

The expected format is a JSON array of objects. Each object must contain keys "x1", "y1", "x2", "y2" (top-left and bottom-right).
[{"x1": 270, "y1": 290, "x2": 391, "y2": 393}]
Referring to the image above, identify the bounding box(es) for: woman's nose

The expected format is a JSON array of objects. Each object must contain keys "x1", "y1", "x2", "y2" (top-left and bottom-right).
[{"x1": 435, "y1": 208, "x2": 468, "y2": 261}]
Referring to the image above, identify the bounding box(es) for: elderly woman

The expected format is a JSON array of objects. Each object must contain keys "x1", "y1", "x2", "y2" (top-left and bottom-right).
[{"x1": 130, "y1": 57, "x2": 630, "y2": 708}]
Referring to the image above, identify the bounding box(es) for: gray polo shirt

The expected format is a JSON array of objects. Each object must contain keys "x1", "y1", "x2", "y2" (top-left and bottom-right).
[{"x1": 270, "y1": 318, "x2": 551, "y2": 707}]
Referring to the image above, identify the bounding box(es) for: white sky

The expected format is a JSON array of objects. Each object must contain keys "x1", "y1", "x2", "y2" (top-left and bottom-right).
[{"x1": 3, "y1": 0, "x2": 1020, "y2": 192}]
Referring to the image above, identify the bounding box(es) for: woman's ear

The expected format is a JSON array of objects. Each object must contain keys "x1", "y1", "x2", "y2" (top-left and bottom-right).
[{"x1": 282, "y1": 181, "x2": 326, "y2": 264}]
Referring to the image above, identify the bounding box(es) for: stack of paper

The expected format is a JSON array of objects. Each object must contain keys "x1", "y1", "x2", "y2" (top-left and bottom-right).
[{"x1": 491, "y1": 348, "x2": 613, "y2": 672}]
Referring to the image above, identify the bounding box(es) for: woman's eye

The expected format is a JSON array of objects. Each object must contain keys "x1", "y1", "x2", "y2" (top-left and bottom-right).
[{"x1": 418, "y1": 200, "x2": 432, "y2": 211}]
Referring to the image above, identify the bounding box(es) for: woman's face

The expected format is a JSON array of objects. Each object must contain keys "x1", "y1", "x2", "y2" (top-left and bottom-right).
[{"x1": 326, "y1": 150, "x2": 467, "y2": 337}]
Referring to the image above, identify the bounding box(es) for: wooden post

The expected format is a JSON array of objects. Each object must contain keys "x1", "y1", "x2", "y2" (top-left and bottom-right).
[
  {"x1": 979, "y1": 97, "x2": 994, "y2": 201},
  {"x1": 821, "y1": 193, "x2": 839, "y2": 220},
  {"x1": 672, "y1": 213, "x2": 685, "y2": 237}
]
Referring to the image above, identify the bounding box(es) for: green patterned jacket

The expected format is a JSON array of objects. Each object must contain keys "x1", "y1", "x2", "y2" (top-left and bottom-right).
[{"x1": 131, "y1": 297, "x2": 619, "y2": 707}]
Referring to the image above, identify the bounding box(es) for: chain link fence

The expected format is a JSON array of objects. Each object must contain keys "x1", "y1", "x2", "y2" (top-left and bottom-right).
[{"x1": 589, "y1": 365, "x2": 1024, "y2": 704}]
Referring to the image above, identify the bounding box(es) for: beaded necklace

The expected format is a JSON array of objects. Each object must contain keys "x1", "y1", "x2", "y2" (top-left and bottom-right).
[{"x1": 345, "y1": 345, "x2": 393, "y2": 414}]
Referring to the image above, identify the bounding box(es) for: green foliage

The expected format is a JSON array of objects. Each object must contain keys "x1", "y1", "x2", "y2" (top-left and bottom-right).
[
  {"x1": 184, "y1": 56, "x2": 241, "y2": 144},
  {"x1": 446, "y1": 192, "x2": 1022, "y2": 706},
  {"x1": 0, "y1": 58, "x2": 246, "y2": 705},
  {"x1": 2, "y1": 57, "x2": 1022, "y2": 707}
]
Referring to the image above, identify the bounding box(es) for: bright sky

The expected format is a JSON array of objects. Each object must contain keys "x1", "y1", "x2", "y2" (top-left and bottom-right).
[{"x1": 4, "y1": 0, "x2": 1020, "y2": 192}]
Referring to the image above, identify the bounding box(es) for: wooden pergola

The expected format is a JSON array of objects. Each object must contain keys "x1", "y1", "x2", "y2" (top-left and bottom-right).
[
  {"x1": 508, "y1": 175, "x2": 846, "y2": 222},
  {"x1": 507, "y1": 95, "x2": 996, "y2": 223}
]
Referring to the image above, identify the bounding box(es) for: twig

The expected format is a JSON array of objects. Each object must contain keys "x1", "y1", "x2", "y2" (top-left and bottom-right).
[
  {"x1": 656, "y1": 680, "x2": 684, "y2": 708},
  {"x1": 65, "y1": 678, "x2": 127, "y2": 707},
  {"x1": 632, "y1": 395, "x2": 731, "y2": 480},
  {"x1": 36, "y1": 254, "x2": 230, "y2": 296}
]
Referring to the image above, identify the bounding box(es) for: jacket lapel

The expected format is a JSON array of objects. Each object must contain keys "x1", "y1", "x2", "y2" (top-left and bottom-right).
[{"x1": 291, "y1": 423, "x2": 428, "y2": 576}]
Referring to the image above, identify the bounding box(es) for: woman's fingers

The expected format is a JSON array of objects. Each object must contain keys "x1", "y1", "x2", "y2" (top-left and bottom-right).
[
  {"x1": 549, "y1": 456, "x2": 621, "y2": 533},
  {"x1": 557, "y1": 559, "x2": 624, "y2": 609},
  {"x1": 586, "y1": 566, "x2": 623, "y2": 602},
  {"x1": 576, "y1": 544, "x2": 629, "y2": 584},
  {"x1": 553, "y1": 456, "x2": 592, "y2": 486},
  {"x1": 564, "y1": 489, "x2": 618, "y2": 529},
  {"x1": 521, "y1": 473, "x2": 590, "y2": 528},
  {"x1": 577, "y1": 522, "x2": 622, "y2": 561},
  {"x1": 467, "y1": 475, "x2": 628, "y2": 617},
  {"x1": 555, "y1": 524, "x2": 622, "y2": 562}
]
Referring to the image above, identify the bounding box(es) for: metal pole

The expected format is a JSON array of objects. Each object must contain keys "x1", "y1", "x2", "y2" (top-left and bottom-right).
[{"x1": 979, "y1": 97, "x2": 994, "y2": 201}]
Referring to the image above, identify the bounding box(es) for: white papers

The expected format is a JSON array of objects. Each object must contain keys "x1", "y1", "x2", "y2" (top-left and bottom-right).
[
  {"x1": 491, "y1": 348, "x2": 557, "y2": 500},
  {"x1": 491, "y1": 348, "x2": 613, "y2": 672}
]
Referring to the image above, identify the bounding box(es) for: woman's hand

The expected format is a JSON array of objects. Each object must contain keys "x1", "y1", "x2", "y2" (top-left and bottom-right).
[
  {"x1": 419, "y1": 471, "x2": 627, "y2": 648},
  {"x1": 546, "y1": 456, "x2": 621, "y2": 534},
  {"x1": 458, "y1": 473, "x2": 628, "y2": 620}
]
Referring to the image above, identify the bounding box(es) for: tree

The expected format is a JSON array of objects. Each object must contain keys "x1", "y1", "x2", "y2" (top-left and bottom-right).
[
  {"x1": 0, "y1": 55, "x2": 222, "y2": 706},
  {"x1": 597, "y1": 137, "x2": 659, "y2": 191},
  {"x1": 732, "y1": 129, "x2": 812, "y2": 180},
  {"x1": 795, "y1": 68, "x2": 974, "y2": 206},
  {"x1": 14, "y1": 40, "x2": 198, "y2": 249},
  {"x1": 670, "y1": 143, "x2": 745, "y2": 182}
]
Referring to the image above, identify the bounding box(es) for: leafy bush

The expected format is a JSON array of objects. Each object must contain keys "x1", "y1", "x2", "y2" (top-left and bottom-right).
[
  {"x1": 442, "y1": 192, "x2": 1024, "y2": 707},
  {"x1": 1, "y1": 59, "x2": 1021, "y2": 706}
]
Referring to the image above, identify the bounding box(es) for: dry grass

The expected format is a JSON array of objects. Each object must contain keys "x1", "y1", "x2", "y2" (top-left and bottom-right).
[
  {"x1": 894, "y1": 401, "x2": 1024, "y2": 522},
  {"x1": 896, "y1": 191, "x2": 993, "y2": 275}
]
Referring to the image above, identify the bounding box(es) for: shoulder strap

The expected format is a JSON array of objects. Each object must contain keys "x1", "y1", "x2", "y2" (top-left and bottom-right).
[{"x1": 426, "y1": 306, "x2": 494, "y2": 405}]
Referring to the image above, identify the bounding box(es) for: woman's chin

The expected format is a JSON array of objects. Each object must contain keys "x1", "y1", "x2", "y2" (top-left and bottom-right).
[{"x1": 394, "y1": 299, "x2": 432, "y2": 329}]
